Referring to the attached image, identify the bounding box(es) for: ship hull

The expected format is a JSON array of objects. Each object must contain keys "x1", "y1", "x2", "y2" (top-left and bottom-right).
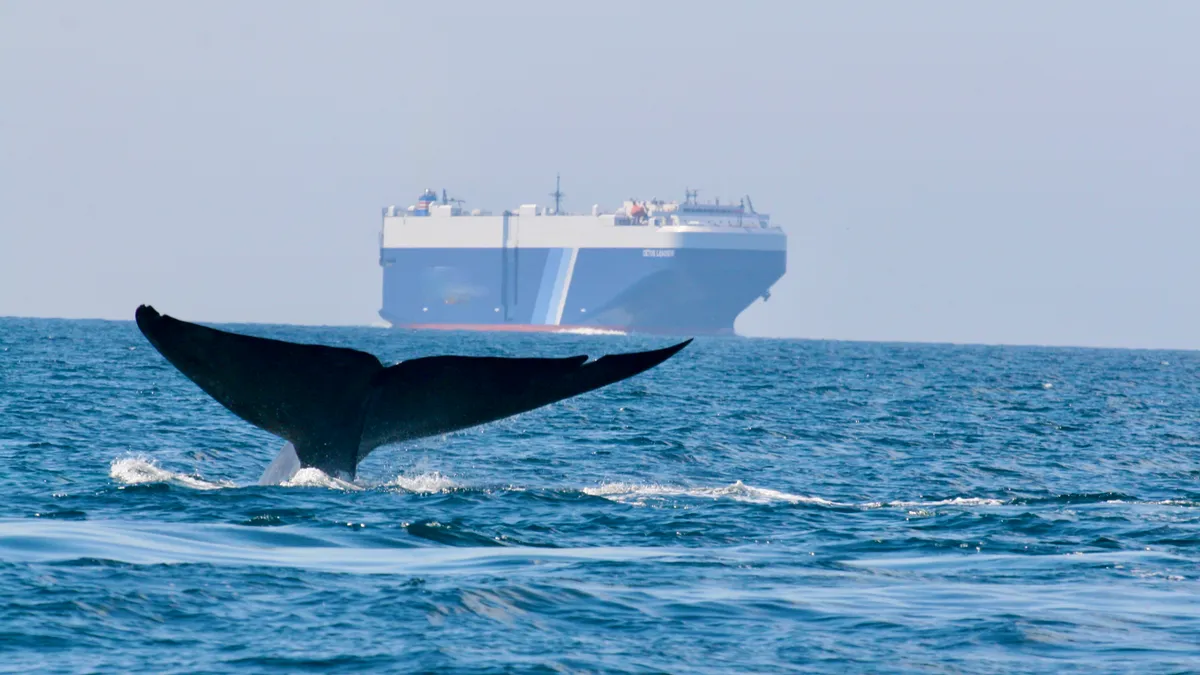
[{"x1": 379, "y1": 246, "x2": 785, "y2": 336}]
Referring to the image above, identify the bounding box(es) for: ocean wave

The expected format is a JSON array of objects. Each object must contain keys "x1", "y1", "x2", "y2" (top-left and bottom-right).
[
  {"x1": 1100, "y1": 498, "x2": 1200, "y2": 508},
  {"x1": 1011, "y1": 492, "x2": 1140, "y2": 506},
  {"x1": 106, "y1": 459, "x2": 1193, "y2": 514},
  {"x1": 583, "y1": 480, "x2": 844, "y2": 506},
  {"x1": 583, "y1": 481, "x2": 1018, "y2": 510},
  {"x1": 0, "y1": 519, "x2": 679, "y2": 572},
  {"x1": 871, "y1": 497, "x2": 1007, "y2": 508}
]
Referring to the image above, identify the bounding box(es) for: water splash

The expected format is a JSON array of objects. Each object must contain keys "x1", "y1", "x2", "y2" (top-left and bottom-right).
[
  {"x1": 385, "y1": 471, "x2": 457, "y2": 494},
  {"x1": 109, "y1": 456, "x2": 235, "y2": 491},
  {"x1": 280, "y1": 468, "x2": 361, "y2": 491},
  {"x1": 110, "y1": 454, "x2": 453, "y2": 494}
]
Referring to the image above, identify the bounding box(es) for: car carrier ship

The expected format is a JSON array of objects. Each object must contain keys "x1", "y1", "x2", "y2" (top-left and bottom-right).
[{"x1": 378, "y1": 180, "x2": 786, "y2": 335}]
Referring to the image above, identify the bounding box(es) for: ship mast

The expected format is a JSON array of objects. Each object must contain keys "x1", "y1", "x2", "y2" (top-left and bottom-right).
[{"x1": 549, "y1": 173, "x2": 564, "y2": 214}]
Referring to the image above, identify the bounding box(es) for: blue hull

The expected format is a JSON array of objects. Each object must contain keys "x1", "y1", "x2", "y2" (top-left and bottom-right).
[{"x1": 379, "y1": 247, "x2": 785, "y2": 335}]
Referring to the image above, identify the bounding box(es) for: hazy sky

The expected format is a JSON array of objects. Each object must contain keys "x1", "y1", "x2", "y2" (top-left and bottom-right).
[{"x1": 2, "y1": 2, "x2": 1198, "y2": 348}]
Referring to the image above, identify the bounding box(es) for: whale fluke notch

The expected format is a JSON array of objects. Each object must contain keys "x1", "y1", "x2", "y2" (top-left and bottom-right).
[{"x1": 134, "y1": 305, "x2": 691, "y2": 479}]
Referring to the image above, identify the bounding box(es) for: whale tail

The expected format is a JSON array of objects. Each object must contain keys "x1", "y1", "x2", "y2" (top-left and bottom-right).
[
  {"x1": 357, "y1": 338, "x2": 692, "y2": 456},
  {"x1": 135, "y1": 305, "x2": 691, "y2": 479}
]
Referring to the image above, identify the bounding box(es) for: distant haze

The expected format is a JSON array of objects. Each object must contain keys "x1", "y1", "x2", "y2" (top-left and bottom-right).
[{"x1": 2, "y1": 2, "x2": 1197, "y2": 349}]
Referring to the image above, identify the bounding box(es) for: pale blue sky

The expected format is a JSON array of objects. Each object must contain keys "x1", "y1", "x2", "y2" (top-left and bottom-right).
[{"x1": 2, "y1": 1, "x2": 1197, "y2": 348}]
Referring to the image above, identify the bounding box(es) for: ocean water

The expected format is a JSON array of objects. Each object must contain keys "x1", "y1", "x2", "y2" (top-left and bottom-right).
[{"x1": 1, "y1": 317, "x2": 1198, "y2": 674}]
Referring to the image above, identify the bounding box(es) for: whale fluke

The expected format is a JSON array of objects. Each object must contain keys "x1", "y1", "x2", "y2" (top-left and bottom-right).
[{"x1": 134, "y1": 305, "x2": 691, "y2": 479}]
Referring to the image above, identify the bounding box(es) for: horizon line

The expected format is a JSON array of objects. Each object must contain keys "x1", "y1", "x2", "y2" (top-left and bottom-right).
[{"x1": 1, "y1": 312, "x2": 1196, "y2": 354}]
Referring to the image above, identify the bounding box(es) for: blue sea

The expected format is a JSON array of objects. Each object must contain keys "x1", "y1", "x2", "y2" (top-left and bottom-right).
[{"x1": 1, "y1": 317, "x2": 1198, "y2": 673}]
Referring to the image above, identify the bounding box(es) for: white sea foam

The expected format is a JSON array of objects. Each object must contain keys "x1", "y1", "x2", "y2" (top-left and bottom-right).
[
  {"x1": 385, "y1": 471, "x2": 458, "y2": 494},
  {"x1": 584, "y1": 480, "x2": 1008, "y2": 510},
  {"x1": 109, "y1": 456, "x2": 235, "y2": 491},
  {"x1": 1145, "y1": 499, "x2": 1200, "y2": 507},
  {"x1": 872, "y1": 497, "x2": 1006, "y2": 508},
  {"x1": 584, "y1": 480, "x2": 842, "y2": 506},
  {"x1": 107, "y1": 455, "x2": 1017, "y2": 509},
  {"x1": 110, "y1": 454, "x2": 449, "y2": 493}
]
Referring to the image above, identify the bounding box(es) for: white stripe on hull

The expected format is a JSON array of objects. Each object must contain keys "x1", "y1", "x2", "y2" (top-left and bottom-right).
[
  {"x1": 383, "y1": 215, "x2": 785, "y2": 252},
  {"x1": 551, "y1": 248, "x2": 579, "y2": 326}
]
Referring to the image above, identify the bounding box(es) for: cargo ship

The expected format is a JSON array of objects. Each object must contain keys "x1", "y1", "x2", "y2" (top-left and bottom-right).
[{"x1": 378, "y1": 180, "x2": 786, "y2": 335}]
